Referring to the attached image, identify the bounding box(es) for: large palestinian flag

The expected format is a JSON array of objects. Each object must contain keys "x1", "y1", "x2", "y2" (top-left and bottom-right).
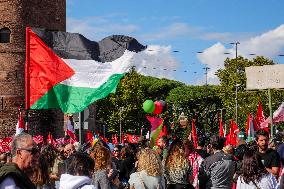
[{"x1": 25, "y1": 27, "x2": 146, "y2": 113}]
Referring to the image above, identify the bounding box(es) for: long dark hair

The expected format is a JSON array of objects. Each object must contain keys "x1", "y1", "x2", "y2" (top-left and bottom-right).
[{"x1": 240, "y1": 149, "x2": 268, "y2": 183}]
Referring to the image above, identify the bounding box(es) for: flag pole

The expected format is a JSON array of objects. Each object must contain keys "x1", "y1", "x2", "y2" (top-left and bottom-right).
[
  {"x1": 268, "y1": 89, "x2": 273, "y2": 137},
  {"x1": 79, "y1": 111, "x2": 82, "y2": 144},
  {"x1": 25, "y1": 27, "x2": 30, "y2": 110}
]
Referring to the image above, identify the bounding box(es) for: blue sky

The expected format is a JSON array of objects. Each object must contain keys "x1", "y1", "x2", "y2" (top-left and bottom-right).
[{"x1": 67, "y1": 0, "x2": 284, "y2": 85}]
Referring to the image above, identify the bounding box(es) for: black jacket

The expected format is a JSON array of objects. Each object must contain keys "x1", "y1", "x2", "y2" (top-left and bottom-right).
[{"x1": 0, "y1": 163, "x2": 36, "y2": 189}]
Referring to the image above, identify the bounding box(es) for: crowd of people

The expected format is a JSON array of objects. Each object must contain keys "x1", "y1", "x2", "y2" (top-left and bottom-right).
[{"x1": 0, "y1": 129, "x2": 284, "y2": 189}]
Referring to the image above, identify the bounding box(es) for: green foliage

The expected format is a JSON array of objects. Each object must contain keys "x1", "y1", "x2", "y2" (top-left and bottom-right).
[
  {"x1": 167, "y1": 85, "x2": 222, "y2": 135},
  {"x1": 140, "y1": 75, "x2": 184, "y2": 99},
  {"x1": 96, "y1": 68, "x2": 147, "y2": 135}
]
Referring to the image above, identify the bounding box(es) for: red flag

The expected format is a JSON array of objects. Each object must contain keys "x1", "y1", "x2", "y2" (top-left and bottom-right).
[
  {"x1": 86, "y1": 131, "x2": 94, "y2": 144},
  {"x1": 33, "y1": 135, "x2": 44, "y2": 144},
  {"x1": 47, "y1": 132, "x2": 57, "y2": 145},
  {"x1": 114, "y1": 134, "x2": 118, "y2": 144},
  {"x1": 16, "y1": 107, "x2": 25, "y2": 136},
  {"x1": 228, "y1": 120, "x2": 239, "y2": 146},
  {"x1": 0, "y1": 137, "x2": 13, "y2": 153},
  {"x1": 126, "y1": 134, "x2": 140, "y2": 144},
  {"x1": 191, "y1": 118, "x2": 198, "y2": 148},
  {"x1": 112, "y1": 135, "x2": 115, "y2": 144},
  {"x1": 256, "y1": 101, "x2": 265, "y2": 129},
  {"x1": 121, "y1": 133, "x2": 125, "y2": 145},
  {"x1": 219, "y1": 118, "x2": 224, "y2": 137}
]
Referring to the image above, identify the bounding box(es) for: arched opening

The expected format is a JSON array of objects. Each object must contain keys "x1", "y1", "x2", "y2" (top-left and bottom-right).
[{"x1": 0, "y1": 27, "x2": 11, "y2": 43}]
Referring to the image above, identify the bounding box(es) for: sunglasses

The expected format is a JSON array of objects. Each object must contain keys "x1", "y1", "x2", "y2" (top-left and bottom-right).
[
  {"x1": 113, "y1": 150, "x2": 120, "y2": 152},
  {"x1": 18, "y1": 147, "x2": 39, "y2": 155}
]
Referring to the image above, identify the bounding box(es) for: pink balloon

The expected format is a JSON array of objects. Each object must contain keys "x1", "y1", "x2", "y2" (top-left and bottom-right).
[{"x1": 153, "y1": 101, "x2": 163, "y2": 115}]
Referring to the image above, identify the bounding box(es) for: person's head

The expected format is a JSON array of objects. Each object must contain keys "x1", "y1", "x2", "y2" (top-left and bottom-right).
[
  {"x1": 41, "y1": 144, "x2": 57, "y2": 167},
  {"x1": 157, "y1": 136, "x2": 168, "y2": 149},
  {"x1": 197, "y1": 137, "x2": 206, "y2": 148},
  {"x1": 11, "y1": 132, "x2": 39, "y2": 170},
  {"x1": 234, "y1": 144, "x2": 248, "y2": 161},
  {"x1": 120, "y1": 145, "x2": 133, "y2": 159},
  {"x1": 210, "y1": 135, "x2": 226, "y2": 151},
  {"x1": 256, "y1": 129, "x2": 269, "y2": 152},
  {"x1": 112, "y1": 145, "x2": 121, "y2": 158},
  {"x1": 66, "y1": 152, "x2": 94, "y2": 177},
  {"x1": 165, "y1": 139, "x2": 188, "y2": 169},
  {"x1": 64, "y1": 144, "x2": 75, "y2": 158},
  {"x1": 92, "y1": 145, "x2": 112, "y2": 171},
  {"x1": 137, "y1": 148, "x2": 162, "y2": 177},
  {"x1": 240, "y1": 149, "x2": 267, "y2": 184}
]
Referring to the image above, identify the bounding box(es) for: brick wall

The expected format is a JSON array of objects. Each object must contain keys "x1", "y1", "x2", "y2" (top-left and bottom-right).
[{"x1": 0, "y1": 0, "x2": 66, "y2": 138}]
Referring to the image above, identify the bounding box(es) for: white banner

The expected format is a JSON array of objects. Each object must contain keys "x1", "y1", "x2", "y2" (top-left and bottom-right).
[{"x1": 245, "y1": 64, "x2": 284, "y2": 90}]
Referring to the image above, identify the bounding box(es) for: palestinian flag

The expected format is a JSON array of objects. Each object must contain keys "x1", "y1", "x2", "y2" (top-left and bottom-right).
[{"x1": 25, "y1": 27, "x2": 146, "y2": 113}]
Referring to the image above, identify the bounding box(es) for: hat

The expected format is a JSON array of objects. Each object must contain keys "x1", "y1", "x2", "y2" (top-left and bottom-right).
[{"x1": 237, "y1": 131, "x2": 246, "y2": 140}]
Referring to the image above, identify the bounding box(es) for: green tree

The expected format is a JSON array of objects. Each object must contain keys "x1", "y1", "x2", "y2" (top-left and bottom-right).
[
  {"x1": 96, "y1": 68, "x2": 146, "y2": 136},
  {"x1": 140, "y1": 75, "x2": 184, "y2": 99},
  {"x1": 167, "y1": 85, "x2": 222, "y2": 137}
]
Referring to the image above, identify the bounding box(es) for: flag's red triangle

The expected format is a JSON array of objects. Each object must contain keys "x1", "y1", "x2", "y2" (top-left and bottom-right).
[{"x1": 25, "y1": 27, "x2": 75, "y2": 109}]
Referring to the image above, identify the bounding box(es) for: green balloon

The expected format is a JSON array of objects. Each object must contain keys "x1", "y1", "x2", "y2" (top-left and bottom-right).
[{"x1": 143, "y1": 100, "x2": 155, "y2": 113}]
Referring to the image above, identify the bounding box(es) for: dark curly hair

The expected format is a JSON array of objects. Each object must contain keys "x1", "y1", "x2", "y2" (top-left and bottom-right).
[
  {"x1": 210, "y1": 135, "x2": 226, "y2": 150},
  {"x1": 240, "y1": 149, "x2": 267, "y2": 184},
  {"x1": 66, "y1": 152, "x2": 94, "y2": 177}
]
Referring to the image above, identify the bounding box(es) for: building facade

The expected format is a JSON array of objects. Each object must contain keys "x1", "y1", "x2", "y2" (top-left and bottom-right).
[{"x1": 0, "y1": 0, "x2": 66, "y2": 138}]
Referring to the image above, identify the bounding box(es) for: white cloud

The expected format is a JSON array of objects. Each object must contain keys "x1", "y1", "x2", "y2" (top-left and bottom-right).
[
  {"x1": 197, "y1": 24, "x2": 284, "y2": 85},
  {"x1": 132, "y1": 45, "x2": 180, "y2": 80}
]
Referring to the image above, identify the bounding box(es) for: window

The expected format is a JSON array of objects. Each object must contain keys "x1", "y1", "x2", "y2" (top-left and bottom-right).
[{"x1": 0, "y1": 28, "x2": 11, "y2": 43}]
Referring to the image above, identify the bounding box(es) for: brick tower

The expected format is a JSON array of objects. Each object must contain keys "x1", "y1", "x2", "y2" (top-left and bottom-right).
[{"x1": 0, "y1": 0, "x2": 66, "y2": 138}]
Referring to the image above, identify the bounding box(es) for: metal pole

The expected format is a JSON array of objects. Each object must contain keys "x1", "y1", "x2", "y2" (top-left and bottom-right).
[
  {"x1": 79, "y1": 112, "x2": 82, "y2": 144},
  {"x1": 103, "y1": 125, "x2": 105, "y2": 138},
  {"x1": 220, "y1": 109, "x2": 224, "y2": 134},
  {"x1": 235, "y1": 85, "x2": 238, "y2": 126},
  {"x1": 119, "y1": 108, "x2": 122, "y2": 144},
  {"x1": 203, "y1": 66, "x2": 210, "y2": 86},
  {"x1": 268, "y1": 89, "x2": 273, "y2": 137}
]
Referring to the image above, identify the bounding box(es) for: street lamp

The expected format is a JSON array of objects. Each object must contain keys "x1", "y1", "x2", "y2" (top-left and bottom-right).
[
  {"x1": 119, "y1": 107, "x2": 124, "y2": 144},
  {"x1": 230, "y1": 42, "x2": 240, "y2": 72},
  {"x1": 235, "y1": 84, "x2": 240, "y2": 125}
]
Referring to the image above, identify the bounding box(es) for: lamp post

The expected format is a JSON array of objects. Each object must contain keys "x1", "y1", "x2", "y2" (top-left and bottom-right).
[
  {"x1": 235, "y1": 84, "x2": 240, "y2": 125},
  {"x1": 230, "y1": 42, "x2": 240, "y2": 72},
  {"x1": 203, "y1": 66, "x2": 210, "y2": 86},
  {"x1": 119, "y1": 107, "x2": 124, "y2": 144}
]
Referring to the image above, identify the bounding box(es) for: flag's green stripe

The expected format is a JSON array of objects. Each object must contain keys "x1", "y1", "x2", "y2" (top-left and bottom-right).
[
  {"x1": 150, "y1": 124, "x2": 163, "y2": 147},
  {"x1": 30, "y1": 73, "x2": 124, "y2": 113}
]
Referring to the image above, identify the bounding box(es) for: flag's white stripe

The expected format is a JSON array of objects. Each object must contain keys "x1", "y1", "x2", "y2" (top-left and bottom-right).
[{"x1": 61, "y1": 50, "x2": 136, "y2": 88}]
